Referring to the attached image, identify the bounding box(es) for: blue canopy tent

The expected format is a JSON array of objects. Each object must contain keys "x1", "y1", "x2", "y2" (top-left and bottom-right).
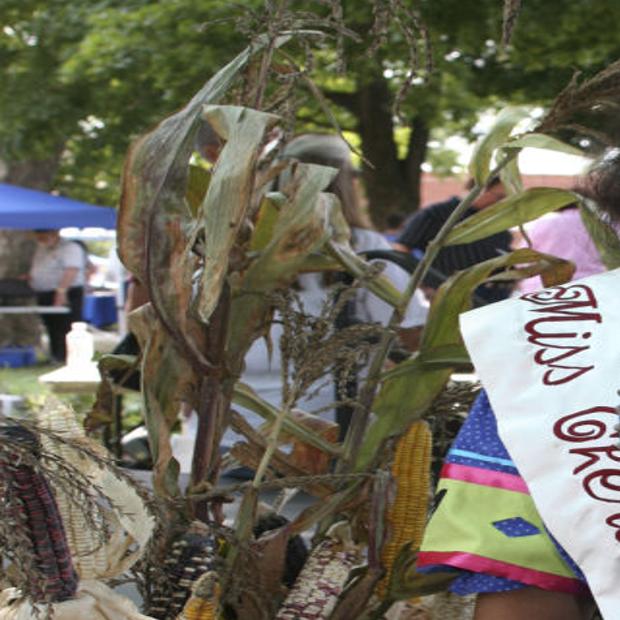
[
  {"x1": 0, "y1": 183, "x2": 125, "y2": 333},
  {"x1": 0, "y1": 183, "x2": 116, "y2": 229}
]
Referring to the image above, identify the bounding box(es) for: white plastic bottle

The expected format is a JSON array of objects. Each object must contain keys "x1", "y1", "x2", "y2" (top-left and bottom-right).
[{"x1": 65, "y1": 322, "x2": 94, "y2": 367}]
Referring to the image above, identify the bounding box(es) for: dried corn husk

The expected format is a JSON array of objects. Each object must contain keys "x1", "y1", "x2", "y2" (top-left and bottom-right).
[
  {"x1": 0, "y1": 581, "x2": 156, "y2": 619},
  {"x1": 35, "y1": 397, "x2": 155, "y2": 579}
]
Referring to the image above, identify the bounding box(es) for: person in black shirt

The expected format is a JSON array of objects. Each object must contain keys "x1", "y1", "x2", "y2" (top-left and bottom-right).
[{"x1": 392, "y1": 178, "x2": 513, "y2": 303}]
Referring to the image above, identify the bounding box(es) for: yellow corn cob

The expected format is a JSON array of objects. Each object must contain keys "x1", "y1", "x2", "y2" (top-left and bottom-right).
[
  {"x1": 377, "y1": 420, "x2": 432, "y2": 598},
  {"x1": 275, "y1": 522, "x2": 360, "y2": 620},
  {"x1": 176, "y1": 571, "x2": 220, "y2": 620}
]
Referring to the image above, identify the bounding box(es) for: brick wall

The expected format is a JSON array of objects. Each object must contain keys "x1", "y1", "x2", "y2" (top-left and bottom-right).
[{"x1": 420, "y1": 173, "x2": 578, "y2": 207}]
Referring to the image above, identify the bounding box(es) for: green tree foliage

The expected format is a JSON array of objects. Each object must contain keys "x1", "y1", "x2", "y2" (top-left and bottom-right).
[
  {"x1": 2, "y1": 0, "x2": 620, "y2": 215},
  {"x1": 322, "y1": 0, "x2": 620, "y2": 219},
  {"x1": 0, "y1": 0, "x2": 254, "y2": 197}
]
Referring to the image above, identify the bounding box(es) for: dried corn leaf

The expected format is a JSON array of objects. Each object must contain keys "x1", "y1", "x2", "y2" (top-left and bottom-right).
[
  {"x1": 118, "y1": 37, "x2": 291, "y2": 372},
  {"x1": 131, "y1": 305, "x2": 194, "y2": 499},
  {"x1": 226, "y1": 163, "x2": 336, "y2": 366},
  {"x1": 197, "y1": 104, "x2": 279, "y2": 323},
  {"x1": 118, "y1": 34, "x2": 291, "y2": 281}
]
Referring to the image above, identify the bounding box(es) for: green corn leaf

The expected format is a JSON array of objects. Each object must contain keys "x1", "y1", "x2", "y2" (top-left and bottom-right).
[
  {"x1": 381, "y1": 344, "x2": 471, "y2": 381},
  {"x1": 249, "y1": 195, "x2": 283, "y2": 252},
  {"x1": 186, "y1": 165, "x2": 211, "y2": 216},
  {"x1": 444, "y1": 187, "x2": 579, "y2": 246},
  {"x1": 499, "y1": 154, "x2": 524, "y2": 195},
  {"x1": 355, "y1": 248, "x2": 574, "y2": 471},
  {"x1": 385, "y1": 544, "x2": 455, "y2": 601},
  {"x1": 469, "y1": 106, "x2": 530, "y2": 186},
  {"x1": 326, "y1": 240, "x2": 403, "y2": 308},
  {"x1": 503, "y1": 132, "x2": 585, "y2": 156},
  {"x1": 579, "y1": 202, "x2": 620, "y2": 270}
]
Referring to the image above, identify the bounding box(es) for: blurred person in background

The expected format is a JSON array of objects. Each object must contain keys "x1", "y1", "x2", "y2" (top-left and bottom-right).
[
  {"x1": 382, "y1": 212, "x2": 406, "y2": 243},
  {"x1": 513, "y1": 203, "x2": 605, "y2": 295},
  {"x1": 393, "y1": 177, "x2": 512, "y2": 303},
  {"x1": 29, "y1": 229, "x2": 86, "y2": 362}
]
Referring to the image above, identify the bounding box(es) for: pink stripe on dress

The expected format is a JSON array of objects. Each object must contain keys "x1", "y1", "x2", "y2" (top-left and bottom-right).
[
  {"x1": 417, "y1": 551, "x2": 588, "y2": 595},
  {"x1": 441, "y1": 462, "x2": 529, "y2": 494}
]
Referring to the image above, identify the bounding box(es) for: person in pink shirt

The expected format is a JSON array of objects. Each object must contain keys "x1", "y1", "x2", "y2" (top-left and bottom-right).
[{"x1": 514, "y1": 204, "x2": 605, "y2": 295}]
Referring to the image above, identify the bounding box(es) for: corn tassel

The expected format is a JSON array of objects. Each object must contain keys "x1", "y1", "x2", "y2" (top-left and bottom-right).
[
  {"x1": 275, "y1": 522, "x2": 360, "y2": 620},
  {"x1": 377, "y1": 420, "x2": 432, "y2": 598},
  {"x1": 176, "y1": 571, "x2": 220, "y2": 620},
  {"x1": 0, "y1": 427, "x2": 79, "y2": 603}
]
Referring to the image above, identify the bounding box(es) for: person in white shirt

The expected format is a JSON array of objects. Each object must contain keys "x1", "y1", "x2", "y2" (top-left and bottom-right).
[{"x1": 29, "y1": 229, "x2": 86, "y2": 362}]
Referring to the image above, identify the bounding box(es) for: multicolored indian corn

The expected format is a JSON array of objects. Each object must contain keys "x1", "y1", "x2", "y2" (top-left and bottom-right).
[
  {"x1": 275, "y1": 522, "x2": 360, "y2": 620},
  {"x1": 176, "y1": 571, "x2": 220, "y2": 620},
  {"x1": 1, "y1": 427, "x2": 79, "y2": 603},
  {"x1": 36, "y1": 400, "x2": 111, "y2": 580},
  {"x1": 149, "y1": 522, "x2": 217, "y2": 620}
]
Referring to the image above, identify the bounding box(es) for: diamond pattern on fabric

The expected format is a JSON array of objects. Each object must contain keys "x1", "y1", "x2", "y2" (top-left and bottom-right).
[{"x1": 492, "y1": 517, "x2": 540, "y2": 538}]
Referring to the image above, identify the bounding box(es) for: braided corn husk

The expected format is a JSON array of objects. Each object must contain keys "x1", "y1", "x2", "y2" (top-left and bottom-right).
[{"x1": 377, "y1": 420, "x2": 432, "y2": 598}]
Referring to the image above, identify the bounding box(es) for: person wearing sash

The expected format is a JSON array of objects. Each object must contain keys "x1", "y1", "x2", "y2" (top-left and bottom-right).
[{"x1": 415, "y1": 158, "x2": 620, "y2": 619}]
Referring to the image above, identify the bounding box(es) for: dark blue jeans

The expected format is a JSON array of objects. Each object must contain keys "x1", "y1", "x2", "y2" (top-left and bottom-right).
[{"x1": 36, "y1": 286, "x2": 84, "y2": 362}]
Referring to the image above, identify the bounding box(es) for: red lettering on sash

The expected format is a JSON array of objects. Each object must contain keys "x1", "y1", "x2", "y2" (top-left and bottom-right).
[
  {"x1": 521, "y1": 285, "x2": 601, "y2": 385},
  {"x1": 605, "y1": 514, "x2": 620, "y2": 542},
  {"x1": 553, "y1": 407, "x2": 615, "y2": 443},
  {"x1": 553, "y1": 406, "x2": 620, "y2": 537}
]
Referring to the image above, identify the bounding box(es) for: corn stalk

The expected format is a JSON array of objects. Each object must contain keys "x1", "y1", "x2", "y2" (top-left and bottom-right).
[{"x1": 110, "y1": 12, "x2": 619, "y2": 619}]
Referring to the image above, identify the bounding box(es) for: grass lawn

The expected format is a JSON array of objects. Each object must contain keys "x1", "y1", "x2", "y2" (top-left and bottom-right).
[
  {"x1": 0, "y1": 363, "x2": 143, "y2": 430},
  {"x1": 0, "y1": 363, "x2": 57, "y2": 399},
  {"x1": 0, "y1": 363, "x2": 101, "y2": 425}
]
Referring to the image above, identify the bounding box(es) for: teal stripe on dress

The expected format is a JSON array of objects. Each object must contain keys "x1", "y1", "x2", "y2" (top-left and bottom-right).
[{"x1": 449, "y1": 448, "x2": 515, "y2": 468}]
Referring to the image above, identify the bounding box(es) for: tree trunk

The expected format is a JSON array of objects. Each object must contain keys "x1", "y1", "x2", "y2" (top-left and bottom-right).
[
  {"x1": 403, "y1": 115, "x2": 430, "y2": 212},
  {"x1": 0, "y1": 156, "x2": 63, "y2": 348},
  {"x1": 356, "y1": 76, "x2": 411, "y2": 229}
]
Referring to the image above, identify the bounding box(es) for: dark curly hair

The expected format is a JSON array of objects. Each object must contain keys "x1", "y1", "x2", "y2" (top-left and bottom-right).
[{"x1": 579, "y1": 151, "x2": 620, "y2": 221}]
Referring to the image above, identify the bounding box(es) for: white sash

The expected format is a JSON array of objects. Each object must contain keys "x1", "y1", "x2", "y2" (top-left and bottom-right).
[{"x1": 460, "y1": 269, "x2": 620, "y2": 619}]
